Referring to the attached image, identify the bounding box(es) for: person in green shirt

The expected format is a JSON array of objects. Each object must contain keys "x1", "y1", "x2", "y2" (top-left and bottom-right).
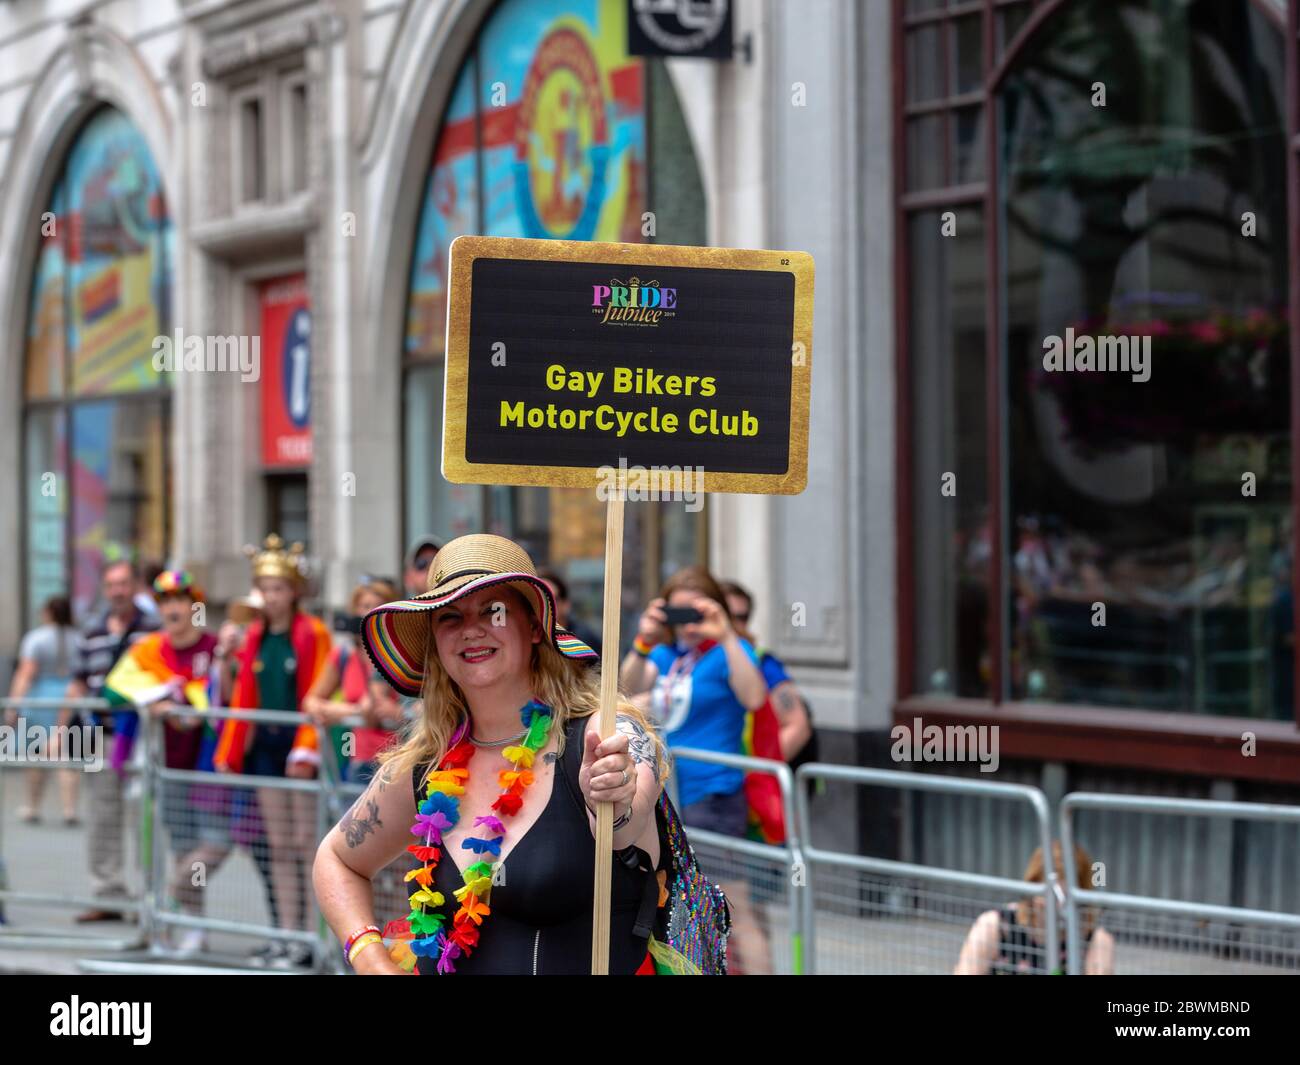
[{"x1": 215, "y1": 535, "x2": 332, "y2": 970}]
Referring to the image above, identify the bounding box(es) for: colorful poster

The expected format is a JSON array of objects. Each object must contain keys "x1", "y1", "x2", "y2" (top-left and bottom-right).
[
  {"x1": 62, "y1": 108, "x2": 173, "y2": 395},
  {"x1": 479, "y1": 0, "x2": 646, "y2": 242},
  {"x1": 69, "y1": 401, "x2": 168, "y2": 616},
  {"x1": 260, "y1": 274, "x2": 313, "y2": 468},
  {"x1": 404, "y1": 0, "x2": 647, "y2": 363},
  {"x1": 406, "y1": 63, "x2": 479, "y2": 359},
  {"x1": 402, "y1": 0, "x2": 648, "y2": 567},
  {"x1": 22, "y1": 106, "x2": 173, "y2": 620},
  {"x1": 70, "y1": 402, "x2": 112, "y2": 616}
]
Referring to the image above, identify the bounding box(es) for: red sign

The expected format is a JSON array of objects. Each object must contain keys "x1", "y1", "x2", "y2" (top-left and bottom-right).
[{"x1": 259, "y1": 274, "x2": 312, "y2": 467}]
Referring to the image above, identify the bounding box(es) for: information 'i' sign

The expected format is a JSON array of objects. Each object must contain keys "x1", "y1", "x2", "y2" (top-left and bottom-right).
[{"x1": 439, "y1": 234, "x2": 814, "y2": 976}]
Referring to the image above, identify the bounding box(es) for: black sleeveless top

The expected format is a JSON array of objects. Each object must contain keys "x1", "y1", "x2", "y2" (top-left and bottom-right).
[
  {"x1": 410, "y1": 714, "x2": 655, "y2": 975},
  {"x1": 991, "y1": 904, "x2": 1089, "y2": 975}
]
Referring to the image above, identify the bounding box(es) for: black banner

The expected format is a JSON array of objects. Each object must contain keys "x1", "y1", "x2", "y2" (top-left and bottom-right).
[{"x1": 3, "y1": 973, "x2": 1292, "y2": 1049}]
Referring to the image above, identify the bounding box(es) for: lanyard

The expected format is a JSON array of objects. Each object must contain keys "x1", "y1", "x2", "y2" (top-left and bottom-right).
[
  {"x1": 665, "y1": 645, "x2": 703, "y2": 685},
  {"x1": 654, "y1": 643, "x2": 709, "y2": 733}
]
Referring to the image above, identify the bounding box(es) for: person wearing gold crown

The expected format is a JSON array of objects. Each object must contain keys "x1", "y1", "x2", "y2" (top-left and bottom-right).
[
  {"x1": 214, "y1": 533, "x2": 332, "y2": 969},
  {"x1": 313, "y1": 533, "x2": 671, "y2": 975}
]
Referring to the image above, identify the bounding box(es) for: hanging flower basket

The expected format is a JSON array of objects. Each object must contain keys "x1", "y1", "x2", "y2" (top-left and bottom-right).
[{"x1": 1029, "y1": 307, "x2": 1288, "y2": 455}]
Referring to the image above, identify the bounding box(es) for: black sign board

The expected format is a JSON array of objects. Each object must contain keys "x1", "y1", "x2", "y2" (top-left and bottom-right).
[
  {"x1": 443, "y1": 236, "x2": 813, "y2": 494},
  {"x1": 626, "y1": 0, "x2": 733, "y2": 60}
]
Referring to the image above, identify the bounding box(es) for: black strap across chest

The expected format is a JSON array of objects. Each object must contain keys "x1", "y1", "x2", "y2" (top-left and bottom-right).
[{"x1": 412, "y1": 713, "x2": 661, "y2": 939}]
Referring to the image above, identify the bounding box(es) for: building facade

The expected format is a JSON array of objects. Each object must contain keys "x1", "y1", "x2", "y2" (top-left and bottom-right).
[{"x1": 0, "y1": 0, "x2": 1296, "y2": 881}]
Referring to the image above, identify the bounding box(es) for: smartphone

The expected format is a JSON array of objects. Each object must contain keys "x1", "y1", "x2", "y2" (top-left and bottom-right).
[
  {"x1": 333, "y1": 614, "x2": 363, "y2": 635},
  {"x1": 662, "y1": 605, "x2": 704, "y2": 626}
]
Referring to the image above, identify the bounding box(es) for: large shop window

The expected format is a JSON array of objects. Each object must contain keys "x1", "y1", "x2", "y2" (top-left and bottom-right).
[
  {"x1": 401, "y1": 0, "x2": 708, "y2": 638},
  {"x1": 1002, "y1": 0, "x2": 1288, "y2": 719},
  {"x1": 905, "y1": 0, "x2": 1292, "y2": 721},
  {"x1": 22, "y1": 106, "x2": 173, "y2": 624}
]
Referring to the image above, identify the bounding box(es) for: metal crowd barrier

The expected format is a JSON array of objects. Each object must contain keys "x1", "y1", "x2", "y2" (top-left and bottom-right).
[
  {"x1": 794, "y1": 763, "x2": 1059, "y2": 975},
  {"x1": 10, "y1": 691, "x2": 1300, "y2": 977},
  {"x1": 0, "y1": 695, "x2": 148, "y2": 952},
  {"x1": 317, "y1": 734, "x2": 409, "y2": 976},
  {"x1": 1060, "y1": 792, "x2": 1300, "y2": 975},
  {"x1": 668, "y1": 745, "x2": 807, "y2": 975},
  {"x1": 1, "y1": 693, "x2": 405, "y2": 975},
  {"x1": 139, "y1": 705, "x2": 335, "y2": 974}
]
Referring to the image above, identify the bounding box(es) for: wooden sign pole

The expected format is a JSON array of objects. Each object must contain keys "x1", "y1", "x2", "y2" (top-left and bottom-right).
[{"x1": 590, "y1": 482, "x2": 625, "y2": 974}]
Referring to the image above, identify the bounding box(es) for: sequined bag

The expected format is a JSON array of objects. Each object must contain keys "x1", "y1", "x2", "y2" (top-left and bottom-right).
[{"x1": 641, "y1": 790, "x2": 732, "y2": 974}]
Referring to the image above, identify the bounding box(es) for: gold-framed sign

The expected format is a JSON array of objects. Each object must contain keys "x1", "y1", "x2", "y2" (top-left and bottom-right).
[{"x1": 442, "y1": 235, "x2": 814, "y2": 494}]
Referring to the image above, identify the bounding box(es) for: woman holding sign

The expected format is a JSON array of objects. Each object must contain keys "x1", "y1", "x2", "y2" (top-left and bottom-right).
[
  {"x1": 620, "y1": 566, "x2": 773, "y2": 975},
  {"x1": 312, "y1": 534, "x2": 668, "y2": 974}
]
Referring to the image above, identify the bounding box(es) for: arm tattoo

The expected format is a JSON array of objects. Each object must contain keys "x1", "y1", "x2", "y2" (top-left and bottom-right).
[
  {"x1": 543, "y1": 751, "x2": 558, "y2": 765},
  {"x1": 774, "y1": 685, "x2": 801, "y2": 719},
  {"x1": 339, "y1": 793, "x2": 383, "y2": 848},
  {"x1": 616, "y1": 713, "x2": 659, "y2": 781}
]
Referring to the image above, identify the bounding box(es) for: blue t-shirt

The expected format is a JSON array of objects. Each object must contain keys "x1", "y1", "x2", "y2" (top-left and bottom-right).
[
  {"x1": 757, "y1": 649, "x2": 790, "y2": 691},
  {"x1": 649, "y1": 638, "x2": 761, "y2": 808}
]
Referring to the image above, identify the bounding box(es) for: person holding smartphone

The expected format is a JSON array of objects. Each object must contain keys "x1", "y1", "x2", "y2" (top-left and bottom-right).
[{"x1": 620, "y1": 564, "x2": 772, "y2": 974}]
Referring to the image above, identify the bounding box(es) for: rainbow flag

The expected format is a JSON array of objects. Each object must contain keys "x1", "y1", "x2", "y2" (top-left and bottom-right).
[{"x1": 103, "y1": 633, "x2": 209, "y2": 774}]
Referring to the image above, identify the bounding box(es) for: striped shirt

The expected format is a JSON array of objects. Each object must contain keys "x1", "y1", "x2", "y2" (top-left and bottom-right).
[{"x1": 74, "y1": 608, "x2": 161, "y2": 722}]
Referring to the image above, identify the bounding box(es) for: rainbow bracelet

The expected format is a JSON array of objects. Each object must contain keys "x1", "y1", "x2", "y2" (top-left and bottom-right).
[{"x1": 343, "y1": 923, "x2": 381, "y2": 959}]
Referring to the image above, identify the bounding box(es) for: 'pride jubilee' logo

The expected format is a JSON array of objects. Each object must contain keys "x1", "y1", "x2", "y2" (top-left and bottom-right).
[{"x1": 591, "y1": 277, "x2": 677, "y2": 326}]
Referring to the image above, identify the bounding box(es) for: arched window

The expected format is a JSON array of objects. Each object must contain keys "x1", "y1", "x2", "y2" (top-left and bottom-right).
[
  {"x1": 402, "y1": 0, "x2": 707, "y2": 629},
  {"x1": 23, "y1": 106, "x2": 173, "y2": 622}
]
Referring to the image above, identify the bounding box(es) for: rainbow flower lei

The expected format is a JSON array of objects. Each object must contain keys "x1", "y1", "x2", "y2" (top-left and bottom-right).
[{"x1": 385, "y1": 700, "x2": 554, "y2": 974}]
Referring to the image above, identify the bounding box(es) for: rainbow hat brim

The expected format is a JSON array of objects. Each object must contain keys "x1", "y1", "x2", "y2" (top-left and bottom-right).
[{"x1": 360, "y1": 571, "x2": 597, "y2": 697}]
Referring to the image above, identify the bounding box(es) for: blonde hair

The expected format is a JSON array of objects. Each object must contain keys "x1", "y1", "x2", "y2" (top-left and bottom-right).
[{"x1": 377, "y1": 589, "x2": 669, "y2": 796}]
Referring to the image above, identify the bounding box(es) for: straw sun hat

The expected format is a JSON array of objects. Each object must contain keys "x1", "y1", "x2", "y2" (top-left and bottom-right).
[{"x1": 360, "y1": 533, "x2": 598, "y2": 697}]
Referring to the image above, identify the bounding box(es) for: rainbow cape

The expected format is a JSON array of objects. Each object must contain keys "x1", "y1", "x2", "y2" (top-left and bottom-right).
[
  {"x1": 102, "y1": 633, "x2": 211, "y2": 775},
  {"x1": 213, "y1": 611, "x2": 332, "y2": 774}
]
